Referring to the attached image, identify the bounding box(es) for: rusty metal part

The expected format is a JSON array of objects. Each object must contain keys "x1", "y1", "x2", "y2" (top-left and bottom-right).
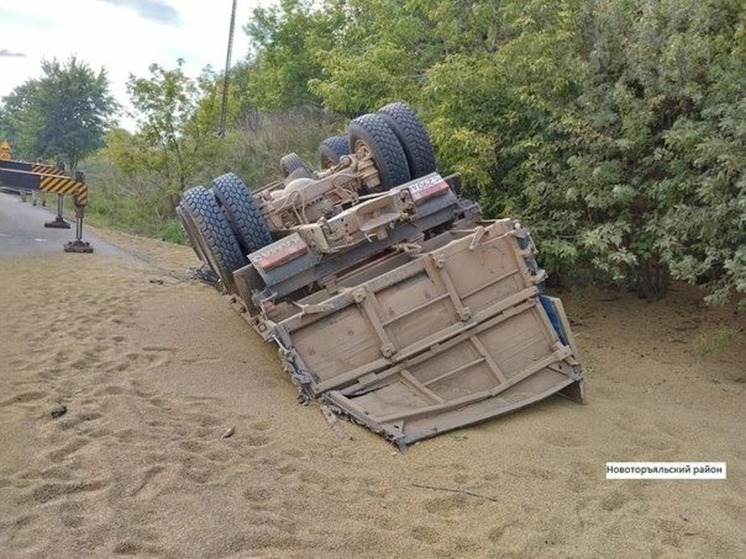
[{"x1": 356, "y1": 151, "x2": 382, "y2": 192}]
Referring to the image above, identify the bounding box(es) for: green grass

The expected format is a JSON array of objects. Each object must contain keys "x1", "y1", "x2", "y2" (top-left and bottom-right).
[
  {"x1": 691, "y1": 326, "x2": 742, "y2": 357},
  {"x1": 85, "y1": 210, "x2": 188, "y2": 244}
]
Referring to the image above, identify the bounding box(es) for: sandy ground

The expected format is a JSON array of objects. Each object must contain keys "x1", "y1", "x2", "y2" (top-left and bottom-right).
[{"x1": 0, "y1": 216, "x2": 744, "y2": 558}]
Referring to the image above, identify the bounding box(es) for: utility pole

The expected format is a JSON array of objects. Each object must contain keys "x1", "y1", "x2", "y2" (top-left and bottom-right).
[{"x1": 218, "y1": 0, "x2": 238, "y2": 138}]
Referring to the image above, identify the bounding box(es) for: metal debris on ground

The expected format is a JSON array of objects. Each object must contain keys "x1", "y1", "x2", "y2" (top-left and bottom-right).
[
  {"x1": 50, "y1": 405, "x2": 68, "y2": 419},
  {"x1": 221, "y1": 427, "x2": 235, "y2": 439}
]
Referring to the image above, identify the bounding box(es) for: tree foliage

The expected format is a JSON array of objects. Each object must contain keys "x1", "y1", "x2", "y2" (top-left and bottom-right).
[
  {"x1": 243, "y1": 0, "x2": 344, "y2": 110},
  {"x1": 0, "y1": 56, "x2": 116, "y2": 169},
  {"x1": 0, "y1": 80, "x2": 44, "y2": 160},
  {"x1": 239, "y1": 0, "x2": 745, "y2": 305},
  {"x1": 492, "y1": 0, "x2": 746, "y2": 303},
  {"x1": 105, "y1": 60, "x2": 240, "y2": 209},
  {"x1": 309, "y1": 0, "x2": 508, "y2": 115}
]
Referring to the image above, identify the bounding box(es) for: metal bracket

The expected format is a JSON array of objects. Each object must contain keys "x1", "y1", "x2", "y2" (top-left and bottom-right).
[
  {"x1": 380, "y1": 343, "x2": 396, "y2": 358},
  {"x1": 45, "y1": 216, "x2": 71, "y2": 229},
  {"x1": 64, "y1": 240, "x2": 93, "y2": 253},
  {"x1": 458, "y1": 307, "x2": 472, "y2": 321},
  {"x1": 350, "y1": 287, "x2": 367, "y2": 303},
  {"x1": 469, "y1": 226, "x2": 487, "y2": 250}
]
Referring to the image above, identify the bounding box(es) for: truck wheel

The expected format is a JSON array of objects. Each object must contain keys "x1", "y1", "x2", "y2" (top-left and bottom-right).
[
  {"x1": 176, "y1": 203, "x2": 209, "y2": 265},
  {"x1": 378, "y1": 102, "x2": 436, "y2": 179},
  {"x1": 181, "y1": 186, "x2": 246, "y2": 290},
  {"x1": 348, "y1": 113, "x2": 411, "y2": 190},
  {"x1": 319, "y1": 135, "x2": 350, "y2": 168},
  {"x1": 181, "y1": 187, "x2": 212, "y2": 256},
  {"x1": 212, "y1": 173, "x2": 272, "y2": 254},
  {"x1": 177, "y1": 204, "x2": 219, "y2": 284},
  {"x1": 280, "y1": 153, "x2": 312, "y2": 178}
]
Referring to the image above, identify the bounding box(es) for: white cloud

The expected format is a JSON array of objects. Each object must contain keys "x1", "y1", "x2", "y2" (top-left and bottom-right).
[
  {"x1": 0, "y1": 0, "x2": 274, "y2": 129},
  {"x1": 96, "y1": 0, "x2": 180, "y2": 25}
]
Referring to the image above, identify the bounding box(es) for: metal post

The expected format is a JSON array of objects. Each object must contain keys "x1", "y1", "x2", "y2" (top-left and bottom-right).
[
  {"x1": 76, "y1": 209, "x2": 83, "y2": 241},
  {"x1": 217, "y1": 0, "x2": 237, "y2": 138},
  {"x1": 45, "y1": 193, "x2": 71, "y2": 229},
  {"x1": 64, "y1": 206, "x2": 93, "y2": 253}
]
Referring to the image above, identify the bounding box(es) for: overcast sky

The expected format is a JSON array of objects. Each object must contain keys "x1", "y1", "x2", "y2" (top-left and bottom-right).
[{"x1": 0, "y1": 0, "x2": 274, "y2": 129}]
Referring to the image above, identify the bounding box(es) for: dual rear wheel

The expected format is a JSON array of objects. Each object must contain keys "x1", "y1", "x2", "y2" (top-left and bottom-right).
[
  {"x1": 319, "y1": 101, "x2": 436, "y2": 190},
  {"x1": 178, "y1": 174, "x2": 272, "y2": 292}
]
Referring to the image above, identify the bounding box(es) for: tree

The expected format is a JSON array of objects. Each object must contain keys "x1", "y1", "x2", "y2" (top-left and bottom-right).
[
  {"x1": 299, "y1": 0, "x2": 745, "y2": 304},
  {"x1": 0, "y1": 56, "x2": 116, "y2": 169},
  {"x1": 0, "y1": 80, "x2": 44, "y2": 160},
  {"x1": 110, "y1": 60, "x2": 239, "y2": 207},
  {"x1": 34, "y1": 56, "x2": 118, "y2": 171},
  {"x1": 243, "y1": 0, "x2": 345, "y2": 110},
  {"x1": 0, "y1": 57, "x2": 116, "y2": 169},
  {"x1": 309, "y1": 0, "x2": 507, "y2": 115},
  {"x1": 472, "y1": 0, "x2": 745, "y2": 304}
]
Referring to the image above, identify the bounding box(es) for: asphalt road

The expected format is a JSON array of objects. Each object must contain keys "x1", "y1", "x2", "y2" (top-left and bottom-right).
[{"x1": 0, "y1": 191, "x2": 125, "y2": 259}]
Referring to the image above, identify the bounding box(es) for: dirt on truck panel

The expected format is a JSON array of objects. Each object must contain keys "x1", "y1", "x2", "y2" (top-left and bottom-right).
[{"x1": 177, "y1": 102, "x2": 584, "y2": 448}]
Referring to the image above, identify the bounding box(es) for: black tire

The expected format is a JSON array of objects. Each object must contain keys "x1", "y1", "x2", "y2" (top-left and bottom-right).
[
  {"x1": 176, "y1": 203, "x2": 209, "y2": 265},
  {"x1": 211, "y1": 173, "x2": 272, "y2": 255},
  {"x1": 180, "y1": 189, "x2": 212, "y2": 266},
  {"x1": 319, "y1": 135, "x2": 350, "y2": 169},
  {"x1": 286, "y1": 166, "x2": 313, "y2": 181},
  {"x1": 176, "y1": 206, "x2": 220, "y2": 285},
  {"x1": 378, "y1": 102, "x2": 436, "y2": 178},
  {"x1": 181, "y1": 186, "x2": 246, "y2": 289},
  {"x1": 280, "y1": 153, "x2": 311, "y2": 178},
  {"x1": 347, "y1": 114, "x2": 411, "y2": 190}
]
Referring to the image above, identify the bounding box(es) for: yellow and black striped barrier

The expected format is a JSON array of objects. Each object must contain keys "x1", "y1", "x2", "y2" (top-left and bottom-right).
[
  {"x1": 0, "y1": 161, "x2": 93, "y2": 253},
  {"x1": 39, "y1": 174, "x2": 88, "y2": 204},
  {"x1": 0, "y1": 167, "x2": 86, "y2": 205},
  {"x1": 32, "y1": 163, "x2": 66, "y2": 176}
]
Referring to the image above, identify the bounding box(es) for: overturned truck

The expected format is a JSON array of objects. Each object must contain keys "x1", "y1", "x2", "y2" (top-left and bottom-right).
[{"x1": 177, "y1": 103, "x2": 584, "y2": 448}]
